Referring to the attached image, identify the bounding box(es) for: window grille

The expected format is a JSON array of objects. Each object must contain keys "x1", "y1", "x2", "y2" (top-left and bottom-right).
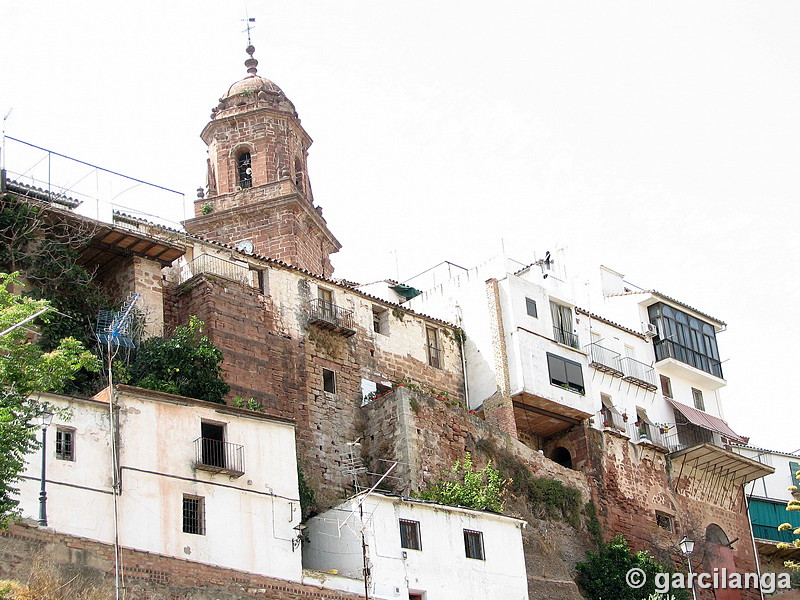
[
  {"x1": 399, "y1": 519, "x2": 421, "y2": 550},
  {"x1": 463, "y1": 529, "x2": 485, "y2": 560},
  {"x1": 182, "y1": 495, "x2": 205, "y2": 535}
]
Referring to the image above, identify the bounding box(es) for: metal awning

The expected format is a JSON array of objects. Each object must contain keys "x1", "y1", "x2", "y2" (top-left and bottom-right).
[
  {"x1": 667, "y1": 398, "x2": 747, "y2": 444},
  {"x1": 670, "y1": 443, "x2": 774, "y2": 486}
]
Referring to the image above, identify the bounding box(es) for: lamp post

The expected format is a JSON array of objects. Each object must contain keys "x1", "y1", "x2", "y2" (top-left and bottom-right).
[
  {"x1": 679, "y1": 535, "x2": 698, "y2": 600},
  {"x1": 37, "y1": 408, "x2": 54, "y2": 527}
]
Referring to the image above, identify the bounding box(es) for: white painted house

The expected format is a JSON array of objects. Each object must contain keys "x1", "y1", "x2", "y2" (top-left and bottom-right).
[
  {"x1": 403, "y1": 251, "x2": 747, "y2": 464},
  {"x1": 16, "y1": 385, "x2": 303, "y2": 580},
  {"x1": 302, "y1": 492, "x2": 529, "y2": 600}
]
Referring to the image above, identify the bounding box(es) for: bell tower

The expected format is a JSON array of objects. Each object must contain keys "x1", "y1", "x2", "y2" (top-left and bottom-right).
[{"x1": 184, "y1": 46, "x2": 340, "y2": 277}]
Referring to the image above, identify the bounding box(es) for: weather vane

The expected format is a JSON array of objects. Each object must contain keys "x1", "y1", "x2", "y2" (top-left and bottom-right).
[{"x1": 242, "y1": 14, "x2": 256, "y2": 46}]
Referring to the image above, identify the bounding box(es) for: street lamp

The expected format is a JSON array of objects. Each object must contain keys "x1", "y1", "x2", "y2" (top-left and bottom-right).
[
  {"x1": 679, "y1": 536, "x2": 698, "y2": 600},
  {"x1": 37, "y1": 408, "x2": 54, "y2": 527}
]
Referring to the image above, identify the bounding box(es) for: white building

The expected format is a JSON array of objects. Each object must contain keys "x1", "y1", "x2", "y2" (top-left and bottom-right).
[
  {"x1": 302, "y1": 492, "x2": 529, "y2": 600},
  {"x1": 402, "y1": 251, "x2": 747, "y2": 461},
  {"x1": 16, "y1": 385, "x2": 303, "y2": 580}
]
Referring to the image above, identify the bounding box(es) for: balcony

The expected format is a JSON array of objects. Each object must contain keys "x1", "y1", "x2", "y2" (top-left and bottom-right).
[
  {"x1": 553, "y1": 326, "x2": 579, "y2": 349},
  {"x1": 585, "y1": 343, "x2": 624, "y2": 377},
  {"x1": 628, "y1": 422, "x2": 669, "y2": 450},
  {"x1": 193, "y1": 437, "x2": 245, "y2": 477},
  {"x1": 596, "y1": 407, "x2": 627, "y2": 433},
  {"x1": 179, "y1": 254, "x2": 251, "y2": 287},
  {"x1": 653, "y1": 339, "x2": 725, "y2": 390},
  {"x1": 617, "y1": 356, "x2": 658, "y2": 391},
  {"x1": 307, "y1": 299, "x2": 356, "y2": 336}
]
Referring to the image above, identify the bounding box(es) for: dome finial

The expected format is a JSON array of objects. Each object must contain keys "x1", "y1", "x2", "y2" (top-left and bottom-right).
[
  {"x1": 241, "y1": 15, "x2": 258, "y2": 76},
  {"x1": 245, "y1": 45, "x2": 258, "y2": 76}
]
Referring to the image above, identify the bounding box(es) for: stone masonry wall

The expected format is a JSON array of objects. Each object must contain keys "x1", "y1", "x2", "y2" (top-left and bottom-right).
[
  {"x1": 0, "y1": 522, "x2": 362, "y2": 600},
  {"x1": 553, "y1": 425, "x2": 762, "y2": 600},
  {"x1": 166, "y1": 272, "x2": 464, "y2": 507}
]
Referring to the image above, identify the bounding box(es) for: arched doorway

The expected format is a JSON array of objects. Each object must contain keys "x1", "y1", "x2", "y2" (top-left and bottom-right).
[
  {"x1": 550, "y1": 447, "x2": 573, "y2": 469},
  {"x1": 705, "y1": 523, "x2": 740, "y2": 600}
]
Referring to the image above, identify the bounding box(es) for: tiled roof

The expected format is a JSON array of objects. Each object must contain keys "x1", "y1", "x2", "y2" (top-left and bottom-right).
[
  {"x1": 575, "y1": 308, "x2": 646, "y2": 340},
  {"x1": 606, "y1": 289, "x2": 726, "y2": 326}
]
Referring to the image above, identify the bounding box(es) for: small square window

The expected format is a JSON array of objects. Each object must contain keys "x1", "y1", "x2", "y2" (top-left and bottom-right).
[
  {"x1": 656, "y1": 511, "x2": 674, "y2": 532},
  {"x1": 182, "y1": 495, "x2": 205, "y2": 535},
  {"x1": 373, "y1": 307, "x2": 388, "y2": 335},
  {"x1": 399, "y1": 519, "x2": 421, "y2": 550},
  {"x1": 692, "y1": 388, "x2": 705, "y2": 411},
  {"x1": 323, "y1": 368, "x2": 336, "y2": 394},
  {"x1": 660, "y1": 375, "x2": 672, "y2": 399},
  {"x1": 55, "y1": 428, "x2": 74, "y2": 461},
  {"x1": 525, "y1": 297, "x2": 538, "y2": 318},
  {"x1": 463, "y1": 529, "x2": 485, "y2": 560}
]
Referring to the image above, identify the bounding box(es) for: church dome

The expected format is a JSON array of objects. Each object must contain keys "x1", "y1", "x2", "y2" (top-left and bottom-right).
[{"x1": 211, "y1": 46, "x2": 298, "y2": 119}]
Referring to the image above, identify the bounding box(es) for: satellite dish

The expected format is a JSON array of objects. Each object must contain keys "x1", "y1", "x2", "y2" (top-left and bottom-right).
[{"x1": 236, "y1": 240, "x2": 254, "y2": 254}]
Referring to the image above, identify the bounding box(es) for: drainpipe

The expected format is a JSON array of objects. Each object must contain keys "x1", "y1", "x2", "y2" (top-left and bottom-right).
[
  {"x1": 743, "y1": 488, "x2": 765, "y2": 600},
  {"x1": 456, "y1": 304, "x2": 469, "y2": 408}
]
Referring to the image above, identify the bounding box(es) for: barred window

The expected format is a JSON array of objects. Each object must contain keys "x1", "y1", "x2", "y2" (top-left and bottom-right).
[
  {"x1": 399, "y1": 519, "x2": 421, "y2": 550},
  {"x1": 55, "y1": 428, "x2": 74, "y2": 461},
  {"x1": 182, "y1": 495, "x2": 205, "y2": 535},
  {"x1": 426, "y1": 327, "x2": 440, "y2": 369},
  {"x1": 463, "y1": 529, "x2": 485, "y2": 560}
]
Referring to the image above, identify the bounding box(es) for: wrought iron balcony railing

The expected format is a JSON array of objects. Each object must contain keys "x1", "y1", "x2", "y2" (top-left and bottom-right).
[
  {"x1": 628, "y1": 422, "x2": 669, "y2": 450},
  {"x1": 585, "y1": 343, "x2": 624, "y2": 377},
  {"x1": 179, "y1": 254, "x2": 251, "y2": 287},
  {"x1": 307, "y1": 299, "x2": 356, "y2": 336},
  {"x1": 653, "y1": 339, "x2": 724, "y2": 379},
  {"x1": 596, "y1": 408, "x2": 627, "y2": 432},
  {"x1": 553, "y1": 326, "x2": 579, "y2": 349},
  {"x1": 617, "y1": 356, "x2": 658, "y2": 391},
  {"x1": 193, "y1": 437, "x2": 245, "y2": 477}
]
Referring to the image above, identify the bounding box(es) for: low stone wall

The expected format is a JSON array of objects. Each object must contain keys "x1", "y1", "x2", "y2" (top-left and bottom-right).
[{"x1": 0, "y1": 522, "x2": 363, "y2": 600}]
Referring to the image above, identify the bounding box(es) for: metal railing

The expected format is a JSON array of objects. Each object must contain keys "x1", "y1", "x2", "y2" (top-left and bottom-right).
[
  {"x1": 663, "y1": 423, "x2": 718, "y2": 453},
  {"x1": 618, "y1": 356, "x2": 658, "y2": 390},
  {"x1": 179, "y1": 254, "x2": 250, "y2": 286},
  {"x1": 628, "y1": 422, "x2": 669, "y2": 449},
  {"x1": 596, "y1": 408, "x2": 627, "y2": 432},
  {"x1": 553, "y1": 326, "x2": 579, "y2": 349},
  {"x1": 193, "y1": 437, "x2": 245, "y2": 476},
  {"x1": 585, "y1": 343, "x2": 624, "y2": 377},
  {"x1": 653, "y1": 339, "x2": 724, "y2": 379},
  {"x1": 308, "y1": 298, "x2": 356, "y2": 332}
]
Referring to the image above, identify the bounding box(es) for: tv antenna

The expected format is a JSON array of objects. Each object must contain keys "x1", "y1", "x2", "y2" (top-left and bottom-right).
[{"x1": 94, "y1": 292, "x2": 142, "y2": 600}]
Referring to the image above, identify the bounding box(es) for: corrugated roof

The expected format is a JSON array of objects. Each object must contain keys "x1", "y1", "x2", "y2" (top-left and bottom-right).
[{"x1": 667, "y1": 398, "x2": 745, "y2": 443}]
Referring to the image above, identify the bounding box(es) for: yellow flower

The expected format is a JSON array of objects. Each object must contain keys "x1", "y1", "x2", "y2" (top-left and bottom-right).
[
  {"x1": 788, "y1": 505, "x2": 800, "y2": 511},
  {"x1": 794, "y1": 528, "x2": 800, "y2": 535},
  {"x1": 789, "y1": 486, "x2": 798, "y2": 491},
  {"x1": 778, "y1": 523, "x2": 793, "y2": 531},
  {"x1": 777, "y1": 542, "x2": 791, "y2": 550}
]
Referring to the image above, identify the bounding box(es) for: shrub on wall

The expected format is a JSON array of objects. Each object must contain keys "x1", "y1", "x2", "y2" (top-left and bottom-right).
[
  {"x1": 418, "y1": 453, "x2": 507, "y2": 513},
  {"x1": 126, "y1": 316, "x2": 230, "y2": 403}
]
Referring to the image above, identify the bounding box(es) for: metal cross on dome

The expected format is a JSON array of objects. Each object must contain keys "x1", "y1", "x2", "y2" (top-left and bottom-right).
[{"x1": 241, "y1": 15, "x2": 256, "y2": 46}]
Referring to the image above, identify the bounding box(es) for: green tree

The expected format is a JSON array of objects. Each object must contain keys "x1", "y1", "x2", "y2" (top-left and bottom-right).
[
  {"x1": 576, "y1": 535, "x2": 689, "y2": 600},
  {"x1": 777, "y1": 471, "x2": 800, "y2": 569},
  {"x1": 0, "y1": 273, "x2": 98, "y2": 525},
  {"x1": 418, "y1": 453, "x2": 507, "y2": 512},
  {"x1": 126, "y1": 316, "x2": 230, "y2": 403}
]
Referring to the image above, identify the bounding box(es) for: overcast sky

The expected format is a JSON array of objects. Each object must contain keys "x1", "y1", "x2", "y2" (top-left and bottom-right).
[{"x1": 2, "y1": 1, "x2": 797, "y2": 452}]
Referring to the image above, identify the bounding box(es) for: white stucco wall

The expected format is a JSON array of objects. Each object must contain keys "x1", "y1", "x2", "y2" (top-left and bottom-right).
[
  {"x1": 303, "y1": 493, "x2": 529, "y2": 600},
  {"x1": 16, "y1": 387, "x2": 302, "y2": 581},
  {"x1": 735, "y1": 447, "x2": 800, "y2": 502}
]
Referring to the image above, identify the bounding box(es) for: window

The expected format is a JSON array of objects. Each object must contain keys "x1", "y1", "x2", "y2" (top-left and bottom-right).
[
  {"x1": 426, "y1": 326, "x2": 441, "y2": 368},
  {"x1": 182, "y1": 495, "x2": 205, "y2": 535},
  {"x1": 323, "y1": 368, "x2": 336, "y2": 394},
  {"x1": 200, "y1": 422, "x2": 226, "y2": 468},
  {"x1": 648, "y1": 303, "x2": 722, "y2": 378},
  {"x1": 318, "y1": 287, "x2": 333, "y2": 319},
  {"x1": 550, "y1": 301, "x2": 578, "y2": 348},
  {"x1": 399, "y1": 519, "x2": 421, "y2": 550},
  {"x1": 692, "y1": 388, "x2": 705, "y2": 411},
  {"x1": 525, "y1": 297, "x2": 538, "y2": 318},
  {"x1": 463, "y1": 529, "x2": 485, "y2": 560},
  {"x1": 237, "y1": 152, "x2": 252, "y2": 189},
  {"x1": 55, "y1": 427, "x2": 74, "y2": 461},
  {"x1": 660, "y1": 375, "x2": 672, "y2": 399},
  {"x1": 636, "y1": 408, "x2": 652, "y2": 439},
  {"x1": 656, "y1": 511, "x2": 674, "y2": 532},
  {"x1": 546, "y1": 353, "x2": 584, "y2": 394},
  {"x1": 294, "y1": 157, "x2": 305, "y2": 192},
  {"x1": 372, "y1": 306, "x2": 388, "y2": 334}
]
